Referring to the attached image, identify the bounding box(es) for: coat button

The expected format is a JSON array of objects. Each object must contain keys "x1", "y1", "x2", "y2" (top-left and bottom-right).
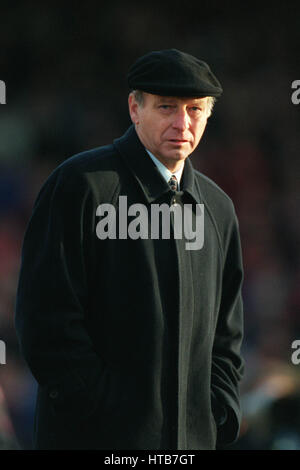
[{"x1": 49, "y1": 389, "x2": 59, "y2": 399}]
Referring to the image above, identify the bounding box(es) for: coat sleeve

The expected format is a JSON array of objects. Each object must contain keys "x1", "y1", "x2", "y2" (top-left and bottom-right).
[
  {"x1": 211, "y1": 207, "x2": 245, "y2": 447},
  {"x1": 15, "y1": 165, "x2": 105, "y2": 420}
]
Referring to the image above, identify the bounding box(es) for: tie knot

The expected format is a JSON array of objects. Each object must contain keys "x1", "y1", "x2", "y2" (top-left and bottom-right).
[{"x1": 168, "y1": 175, "x2": 178, "y2": 191}]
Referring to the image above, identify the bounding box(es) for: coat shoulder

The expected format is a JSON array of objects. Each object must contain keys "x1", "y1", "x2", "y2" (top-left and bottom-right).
[
  {"x1": 39, "y1": 143, "x2": 124, "y2": 202},
  {"x1": 58, "y1": 143, "x2": 122, "y2": 175}
]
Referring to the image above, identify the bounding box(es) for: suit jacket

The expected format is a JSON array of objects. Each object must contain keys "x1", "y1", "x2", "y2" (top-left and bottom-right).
[{"x1": 15, "y1": 125, "x2": 244, "y2": 450}]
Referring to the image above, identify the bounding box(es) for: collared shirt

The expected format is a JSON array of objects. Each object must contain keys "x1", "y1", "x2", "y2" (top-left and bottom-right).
[{"x1": 145, "y1": 149, "x2": 184, "y2": 190}]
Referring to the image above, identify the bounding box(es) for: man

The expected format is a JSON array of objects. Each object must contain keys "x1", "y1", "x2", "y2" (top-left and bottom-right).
[{"x1": 15, "y1": 49, "x2": 244, "y2": 450}]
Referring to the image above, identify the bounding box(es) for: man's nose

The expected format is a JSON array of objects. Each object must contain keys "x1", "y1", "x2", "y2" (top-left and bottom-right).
[{"x1": 172, "y1": 110, "x2": 190, "y2": 131}]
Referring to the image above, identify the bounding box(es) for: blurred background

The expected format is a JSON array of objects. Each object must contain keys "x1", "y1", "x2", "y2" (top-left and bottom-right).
[{"x1": 0, "y1": 1, "x2": 299, "y2": 450}]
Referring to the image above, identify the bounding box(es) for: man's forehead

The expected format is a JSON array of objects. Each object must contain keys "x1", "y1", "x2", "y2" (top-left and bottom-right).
[{"x1": 150, "y1": 94, "x2": 209, "y2": 104}]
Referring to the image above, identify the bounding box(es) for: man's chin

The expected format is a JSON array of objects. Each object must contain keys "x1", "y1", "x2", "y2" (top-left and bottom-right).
[
  {"x1": 156, "y1": 152, "x2": 189, "y2": 171},
  {"x1": 166, "y1": 151, "x2": 190, "y2": 162}
]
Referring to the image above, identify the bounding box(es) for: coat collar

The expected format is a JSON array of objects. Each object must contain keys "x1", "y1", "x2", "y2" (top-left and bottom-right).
[{"x1": 113, "y1": 125, "x2": 202, "y2": 204}]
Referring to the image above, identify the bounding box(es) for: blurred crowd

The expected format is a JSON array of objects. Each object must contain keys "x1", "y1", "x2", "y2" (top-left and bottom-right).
[{"x1": 0, "y1": 3, "x2": 299, "y2": 449}]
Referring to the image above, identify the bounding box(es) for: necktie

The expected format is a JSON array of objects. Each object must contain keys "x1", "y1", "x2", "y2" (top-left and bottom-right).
[{"x1": 168, "y1": 175, "x2": 178, "y2": 191}]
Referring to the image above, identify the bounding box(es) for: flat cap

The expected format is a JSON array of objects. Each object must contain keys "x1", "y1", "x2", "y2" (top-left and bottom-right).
[{"x1": 127, "y1": 49, "x2": 222, "y2": 98}]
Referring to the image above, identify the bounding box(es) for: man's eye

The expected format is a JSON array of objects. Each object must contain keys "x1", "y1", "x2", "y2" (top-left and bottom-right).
[{"x1": 159, "y1": 105, "x2": 172, "y2": 109}]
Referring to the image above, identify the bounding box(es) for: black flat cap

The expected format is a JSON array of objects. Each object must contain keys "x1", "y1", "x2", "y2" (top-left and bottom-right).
[{"x1": 127, "y1": 49, "x2": 222, "y2": 98}]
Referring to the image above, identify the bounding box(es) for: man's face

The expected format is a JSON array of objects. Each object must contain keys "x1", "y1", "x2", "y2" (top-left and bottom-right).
[{"x1": 128, "y1": 92, "x2": 210, "y2": 171}]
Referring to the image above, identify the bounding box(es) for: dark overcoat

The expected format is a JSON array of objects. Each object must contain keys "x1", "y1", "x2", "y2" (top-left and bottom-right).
[{"x1": 15, "y1": 125, "x2": 244, "y2": 450}]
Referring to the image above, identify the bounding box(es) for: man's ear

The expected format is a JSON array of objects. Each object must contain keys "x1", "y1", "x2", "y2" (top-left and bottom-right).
[{"x1": 128, "y1": 93, "x2": 140, "y2": 125}]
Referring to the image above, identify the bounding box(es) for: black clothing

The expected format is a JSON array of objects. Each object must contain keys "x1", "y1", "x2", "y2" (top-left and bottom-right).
[{"x1": 15, "y1": 125, "x2": 244, "y2": 450}]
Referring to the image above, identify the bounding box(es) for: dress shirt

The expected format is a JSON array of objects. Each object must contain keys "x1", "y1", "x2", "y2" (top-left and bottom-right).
[{"x1": 145, "y1": 149, "x2": 184, "y2": 190}]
